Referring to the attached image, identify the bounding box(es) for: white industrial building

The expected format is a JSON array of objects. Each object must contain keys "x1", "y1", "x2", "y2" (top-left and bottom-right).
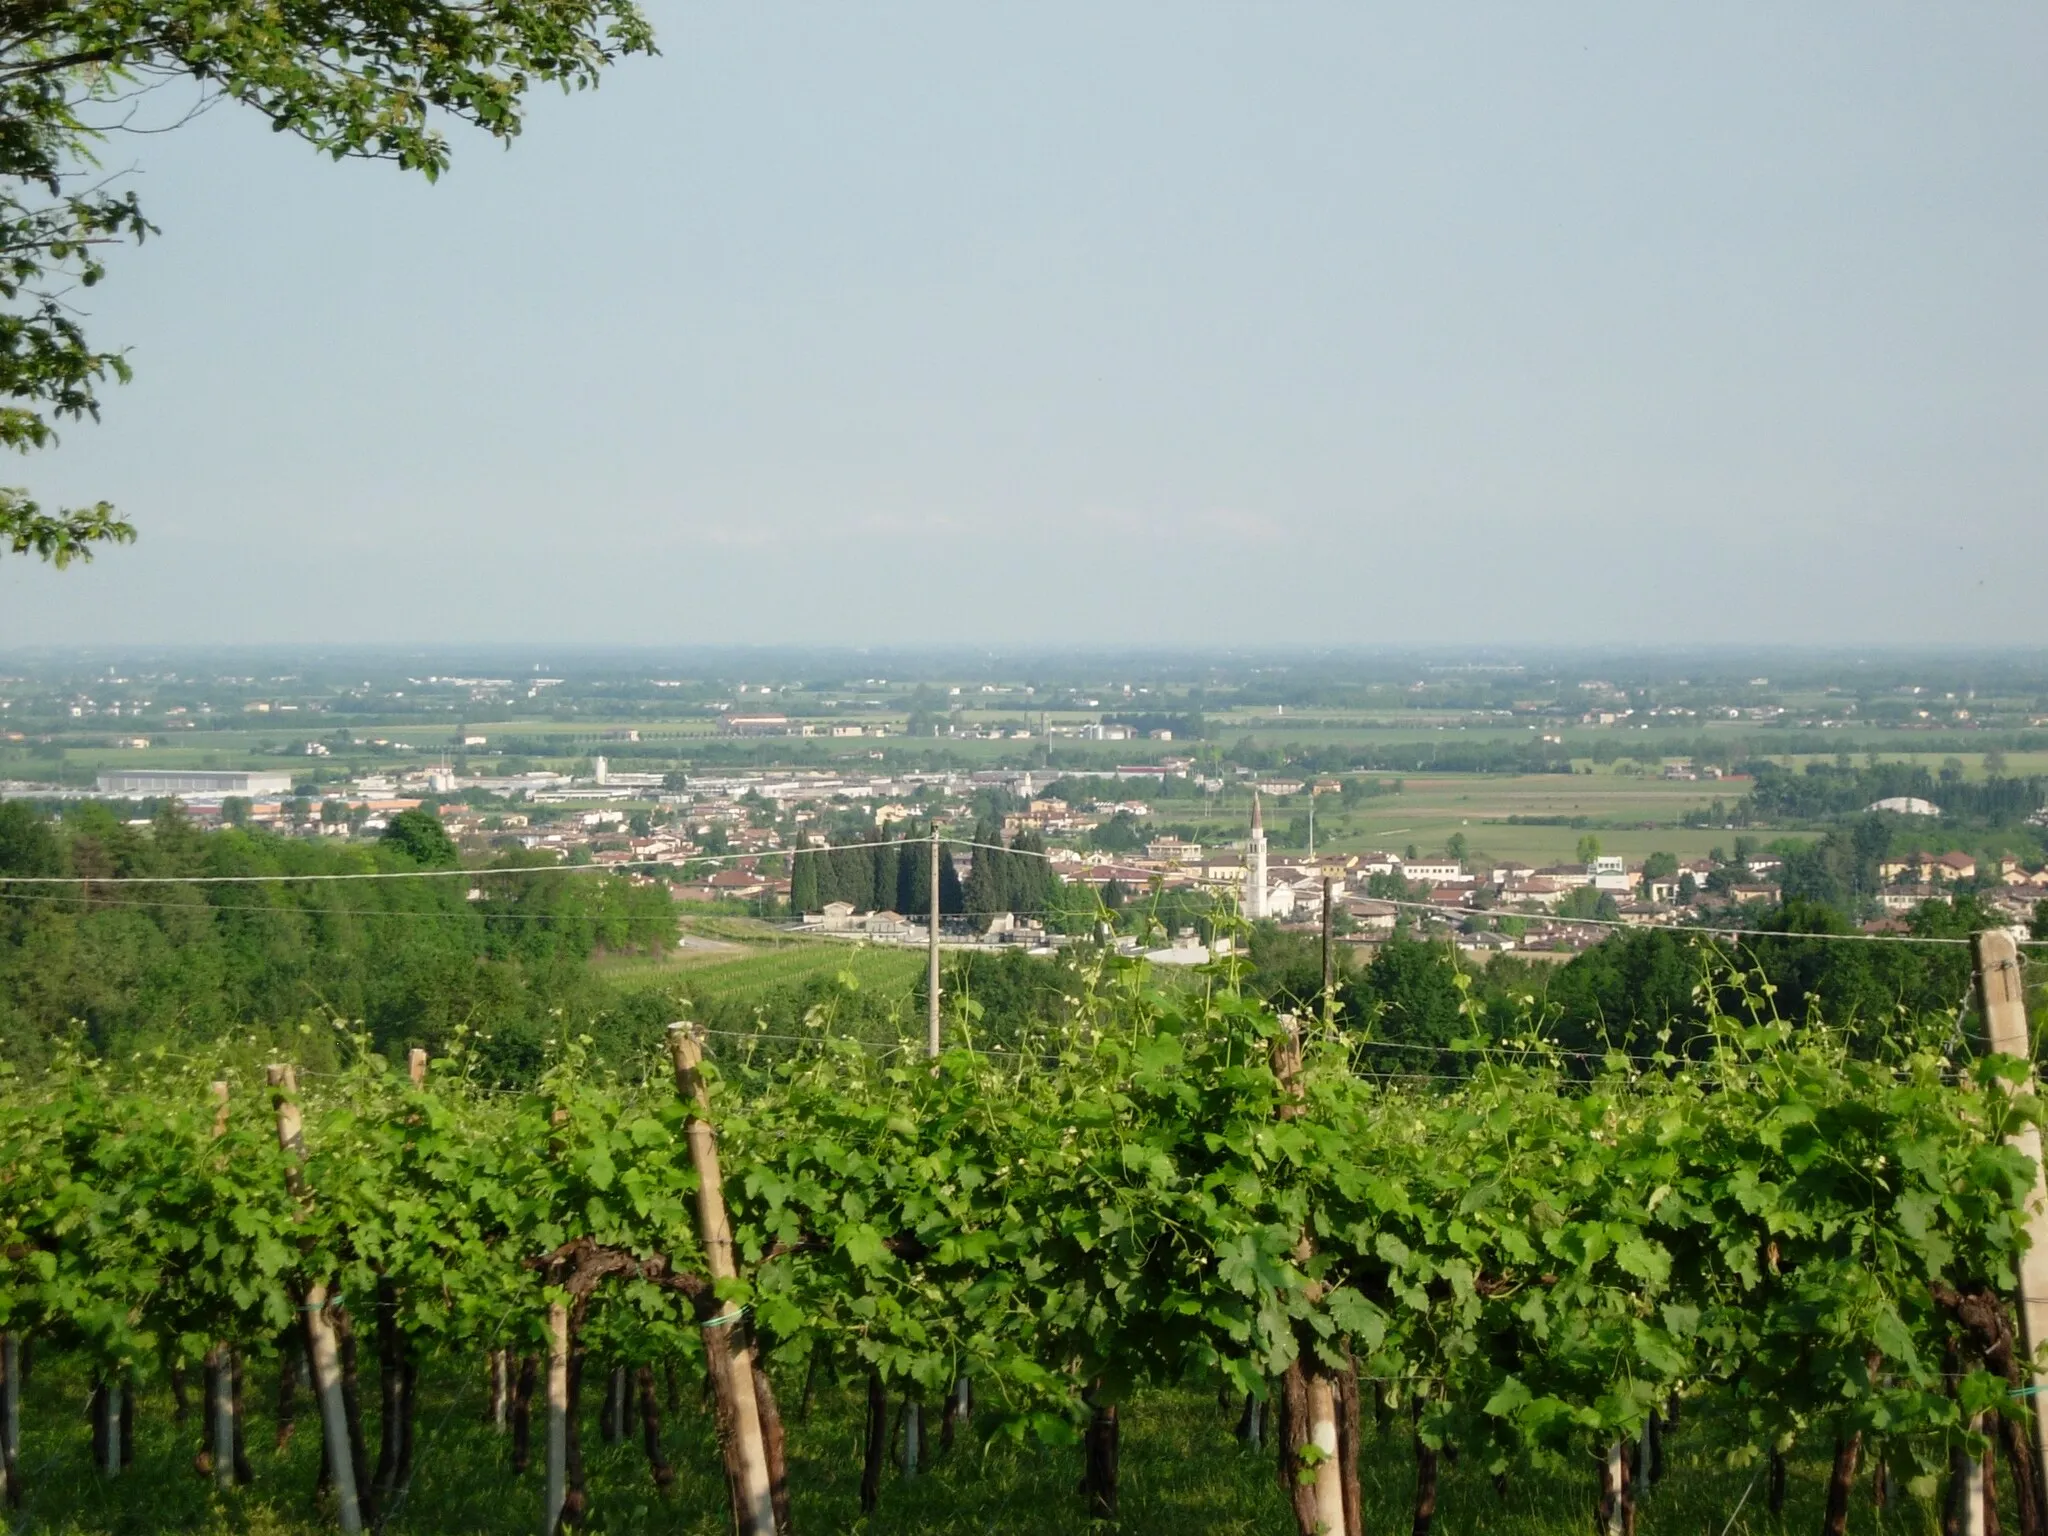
[{"x1": 95, "y1": 769, "x2": 296, "y2": 798}]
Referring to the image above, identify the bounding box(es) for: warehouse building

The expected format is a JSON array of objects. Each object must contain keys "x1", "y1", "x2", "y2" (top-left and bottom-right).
[{"x1": 95, "y1": 769, "x2": 297, "y2": 798}]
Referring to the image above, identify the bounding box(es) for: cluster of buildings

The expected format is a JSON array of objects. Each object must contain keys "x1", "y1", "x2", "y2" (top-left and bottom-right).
[
  {"x1": 55, "y1": 763, "x2": 2048, "y2": 957},
  {"x1": 1871, "y1": 850, "x2": 2048, "y2": 916}
]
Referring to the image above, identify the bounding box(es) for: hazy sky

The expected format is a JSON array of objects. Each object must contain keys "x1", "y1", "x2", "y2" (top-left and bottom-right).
[{"x1": 3, "y1": 4, "x2": 2043, "y2": 647}]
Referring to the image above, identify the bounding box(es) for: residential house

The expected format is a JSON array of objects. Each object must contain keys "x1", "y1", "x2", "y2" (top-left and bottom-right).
[
  {"x1": 1401, "y1": 859, "x2": 1471, "y2": 886},
  {"x1": 1932, "y1": 851, "x2": 1978, "y2": 882},
  {"x1": 1501, "y1": 876, "x2": 1571, "y2": 910},
  {"x1": 704, "y1": 868, "x2": 770, "y2": 901},
  {"x1": 1342, "y1": 899, "x2": 1399, "y2": 933},
  {"x1": 1878, "y1": 884, "x2": 1945, "y2": 914}
]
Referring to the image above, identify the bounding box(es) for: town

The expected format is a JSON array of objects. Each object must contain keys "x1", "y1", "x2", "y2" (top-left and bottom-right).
[{"x1": 35, "y1": 694, "x2": 2048, "y2": 966}]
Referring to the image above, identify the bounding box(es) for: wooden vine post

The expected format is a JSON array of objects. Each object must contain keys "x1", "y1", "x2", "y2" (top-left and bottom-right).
[
  {"x1": 0, "y1": 1330, "x2": 15, "y2": 1506},
  {"x1": 268, "y1": 1064, "x2": 364, "y2": 1536},
  {"x1": 1319, "y1": 876, "x2": 1335, "y2": 1027},
  {"x1": 208, "y1": 1080, "x2": 237, "y2": 1492},
  {"x1": 95, "y1": 1376, "x2": 121, "y2": 1476},
  {"x1": 1598, "y1": 1439, "x2": 1631, "y2": 1536},
  {"x1": 544, "y1": 1302, "x2": 570, "y2": 1536},
  {"x1": 0, "y1": 1331, "x2": 15, "y2": 1506},
  {"x1": 208, "y1": 1350, "x2": 234, "y2": 1492},
  {"x1": 667, "y1": 1022, "x2": 779, "y2": 1536},
  {"x1": 1271, "y1": 1013, "x2": 1357, "y2": 1536},
  {"x1": 489, "y1": 1351, "x2": 510, "y2": 1433},
  {"x1": 1976, "y1": 927, "x2": 2048, "y2": 1516}
]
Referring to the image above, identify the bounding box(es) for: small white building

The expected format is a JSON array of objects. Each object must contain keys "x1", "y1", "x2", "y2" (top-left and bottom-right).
[{"x1": 1401, "y1": 859, "x2": 1471, "y2": 885}]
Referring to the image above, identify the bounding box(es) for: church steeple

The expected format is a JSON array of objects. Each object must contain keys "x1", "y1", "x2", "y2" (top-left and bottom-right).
[{"x1": 1244, "y1": 790, "x2": 1268, "y2": 919}]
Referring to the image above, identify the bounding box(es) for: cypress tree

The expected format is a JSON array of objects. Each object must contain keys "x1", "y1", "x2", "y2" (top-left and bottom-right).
[
  {"x1": 900, "y1": 826, "x2": 929, "y2": 915},
  {"x1": 832, "y1": 843, "x2": 875, "y2": 912},
  {"x1": 963, "y1": 819, "x2": 1004, "y2": 919},
  {"x1": 790, "y1": 848, "x2": 820, "y2": 913},
  {"x1": 1012, "y1": 831, "x2": 1054, "y2": 915},
  {"x1": 874, "y1": 838, "x2": 902, "y2": 913},
  {"x1": 963, "y1": 850, "x2": 993, "y2": 919},
  {"x1": 811, "y1": 843, "x2": 835, "y2": 913},
  {"x1": 938, "y1": 843, "x2": 965, "y2": 916}
]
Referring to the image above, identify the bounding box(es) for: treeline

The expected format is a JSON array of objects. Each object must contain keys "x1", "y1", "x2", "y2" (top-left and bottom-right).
[
  {"x1": 787, "y1": 823, "x2": 1062, "y2": 926},
  {"x1": 1247, "y1": 740, "x2": 1574, "y2": 775},
  {"x1": 787, "y1": 827, "x2": 963, "y2": 915},
  {"x1": 961, "y1": 823, "x2": 1060, "y2": 921},
  {"x1": 1240, "y1": 896, "x2": 1992, "y2": 1068},
  {"x1": 720, "y1": 896, "x2": 2002, "y2": 1074},
  {"x1": 1776, "y1": 815, "x2": 1898, "y2": 908},
  {"x1": 1743, "y1": 760, "x2": 2048, "y2": 827},
  {"x1": 912, "y1": 948, "x2": 1084, "y2": 1047},
  {"x1": 0, "y1": 803, "x2": 677, "y2": 1078}
]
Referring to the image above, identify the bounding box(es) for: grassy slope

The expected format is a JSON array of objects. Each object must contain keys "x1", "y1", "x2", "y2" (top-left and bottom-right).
[
  {"x1": 6, "y1": 1356, "x2": 1949, "y2": 1536},
  {"x1": 599, "y1": 941, "x2": 926, "y2": 1008}
]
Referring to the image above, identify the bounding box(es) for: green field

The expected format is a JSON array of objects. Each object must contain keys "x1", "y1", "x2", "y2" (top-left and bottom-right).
[
  {"x1": 1146, "y1": 773, "x2": 1755, "y2": 867},
  {"x1": 598, "y1": 940, "x2": 926, "y2": 1009}
]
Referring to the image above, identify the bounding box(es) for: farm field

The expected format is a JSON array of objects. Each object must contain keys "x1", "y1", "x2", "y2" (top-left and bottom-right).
[
  {"x1": 30, "y1": 713, "x2": 2047, "y2": 810},
  {"x1": 1145, "y1": 773, "x2": 1756, "y2": 867},
  {"x1": 0, "y1": 1360, "x2": 1936, "y2": 1536},
  {"x1": 596, "y1": 939, "x2": 926, "y2": 1010}
]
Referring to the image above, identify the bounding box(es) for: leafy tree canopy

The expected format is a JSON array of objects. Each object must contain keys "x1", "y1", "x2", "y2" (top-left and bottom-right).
[
  {"x1": 0, "y1": 0, "x2": 655, "y2": 563},
  {"x1": 380, "y1": 805, "x2": 458, "y2": 867}
]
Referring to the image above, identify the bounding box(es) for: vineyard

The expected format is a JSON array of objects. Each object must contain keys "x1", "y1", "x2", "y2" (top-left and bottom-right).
[{"x1": 3, "y1": 940, "x2": 2047, "y2": 1536}]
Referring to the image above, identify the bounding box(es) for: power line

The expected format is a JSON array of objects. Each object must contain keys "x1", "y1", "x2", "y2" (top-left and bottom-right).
[
  {"x1": 0, "y1": 824, "x2": 2027, "y2": 953},
  {"x1": 0, "y1": 836, "x2": 899, "y2": 886}
]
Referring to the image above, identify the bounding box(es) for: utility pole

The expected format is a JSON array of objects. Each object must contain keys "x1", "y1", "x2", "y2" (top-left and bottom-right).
[
  {"x1": 928, "y1": 827, "x2": 942, "y2": 1060},
  {"x1": 1320, "y1": 876, "x2": 1335, "y2": 1027}
]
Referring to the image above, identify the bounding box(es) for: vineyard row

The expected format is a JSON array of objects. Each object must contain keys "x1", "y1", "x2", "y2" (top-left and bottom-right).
[{"x1": 4, "y1": 937, "x2": 2048, "y2": 1535}]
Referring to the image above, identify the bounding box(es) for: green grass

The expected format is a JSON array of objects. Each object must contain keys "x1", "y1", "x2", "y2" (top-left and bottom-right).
[
  {"x1": 3, "y1": 1355, "x2": 1961, "y2": 1535},
  {"x1": 1148, "y1": 774, "x2": 1762, "y2": 868},
  {"x1": 600, "y1": 942, "x2": 926, "y2": 1008}
]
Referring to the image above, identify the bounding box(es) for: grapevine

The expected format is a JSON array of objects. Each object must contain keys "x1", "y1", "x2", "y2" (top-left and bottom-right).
[{"x1": 0, "y1": 949, "x2": 2039, "y2": 1536}]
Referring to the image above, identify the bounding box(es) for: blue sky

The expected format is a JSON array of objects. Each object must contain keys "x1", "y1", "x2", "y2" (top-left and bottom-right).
[{"x1": 4, "y1": 4, "x2": 2043, "y2": 645}]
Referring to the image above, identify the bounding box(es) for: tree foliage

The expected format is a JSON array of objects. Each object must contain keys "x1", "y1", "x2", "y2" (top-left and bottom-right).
[
  {"x1": 1745, "y1": 760, "x2": 2047, "y2": 828},
  {"x1": 961, "y1": 822, "x2": 1057, "y2": 925},
  {"x1": 0, "y1": 804, "x2": 675, "y2": 1075},
  {"x1": 0, "y1": 0, "x2": 655, "y2": 560},
  {"x1": 786, "y1": 827, "x2": 962, "y2": 916}
]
